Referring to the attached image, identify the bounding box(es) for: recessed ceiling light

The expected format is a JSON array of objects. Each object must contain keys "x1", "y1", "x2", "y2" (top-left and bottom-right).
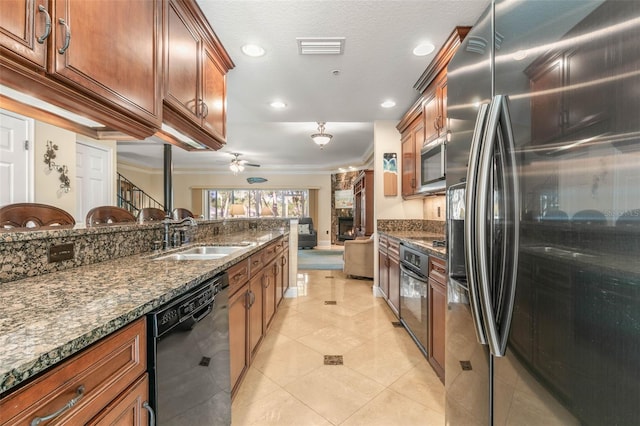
[
  {"x1": 270, "y1": 101, "x2": 287, "y2": 109},
  {"x1": 413, "y1": 42, "x2": 435, "y2": 56},
  {"x1": 241, "y1": 44, "x2": 265, "y2": 57},
  {"x1": 381, "y1": 100, "x2": 396, "y2": 108}
]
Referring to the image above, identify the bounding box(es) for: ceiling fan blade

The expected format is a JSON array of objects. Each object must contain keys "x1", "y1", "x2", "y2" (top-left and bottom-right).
[{"x1": 245, "y1": 163, "x2": 261, "y2": 167}]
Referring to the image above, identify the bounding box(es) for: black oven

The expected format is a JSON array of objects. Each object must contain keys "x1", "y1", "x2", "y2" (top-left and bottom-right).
[
  {"x1": 419, "y1": 136, "x2": 446, "y2": 193},
  {"x1": 147, "y1": 272, "x2": 230, "y2": 425},
  {"x1": 399, "y1": 243, "x2": 430, "y2": 357}
]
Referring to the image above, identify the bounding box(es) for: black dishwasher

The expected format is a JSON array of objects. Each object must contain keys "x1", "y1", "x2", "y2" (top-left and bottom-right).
[{"x1": 147, "y1": 272, "x2": 230, "y2": 425}]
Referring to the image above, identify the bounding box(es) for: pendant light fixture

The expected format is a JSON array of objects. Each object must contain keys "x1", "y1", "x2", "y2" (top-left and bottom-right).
[{"x1": 310, "y1": 122, "x2": 333, "y2": 149}]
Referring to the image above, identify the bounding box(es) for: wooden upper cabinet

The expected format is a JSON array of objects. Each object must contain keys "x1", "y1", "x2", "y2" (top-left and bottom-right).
[
  {"x1": 163, "y1": 0, "x2": 233, "y2": 149},
  {"x1": 423, "y1": 70, "x2": 448, "y2": 144},
  {"x1": 202, "y1": 43, "x2": 226, "y2": 140},
  {"x1": 398, "y1": 27, "x2": 469, "y2": 199},
  {"x1": 165, "y1": 0, "x2": 200, "y2": 124},
  {"x1": 50, "y1": 0, "x2": 162, "y2": 128},
  {"x1": 0, "y1": 0, "x2": 50, "y2": 69}
]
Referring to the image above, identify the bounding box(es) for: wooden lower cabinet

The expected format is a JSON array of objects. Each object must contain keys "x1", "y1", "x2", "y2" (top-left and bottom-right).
[
  {"x1": 263, "y1": 262, "x2": 277, "y2": 332},
  {"x1": 87, "y1": 374, "x2": 150, "y2": 426},
  {"x1": 428, "y1": 256, "x2": 447, "y2": 382},
  {"x1": 248, "y1": 271, "x2": 264, "y2": 360},
  {"x1": 229, "y1": 282, "x2": 249, "y2": 395},
  {"x1": 228, "y1": 237, "x2": 288, "y2": 399},
  {"x1": 387, "y1": 238, "x2": 400, "y2": 316},
  {"x1": 378, "y1": 235, "x2": 400, "y2": 317},
  {"x1": 0, "y1": 318, "x2": 149, "y2": 425}
]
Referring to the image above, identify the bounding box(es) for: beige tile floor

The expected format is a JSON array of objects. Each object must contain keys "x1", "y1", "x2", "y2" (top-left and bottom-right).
[{"x1": 231, "y1": 269, "x2": 445, "y2": 426}]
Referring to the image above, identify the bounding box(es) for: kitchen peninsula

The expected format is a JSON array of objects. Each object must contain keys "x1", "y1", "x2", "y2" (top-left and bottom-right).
[{"x1": 0, "y1": 220, "x2": 291, "y2": 423}]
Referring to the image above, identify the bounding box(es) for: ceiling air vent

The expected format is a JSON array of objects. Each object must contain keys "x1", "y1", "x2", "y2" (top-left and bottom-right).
[{"x1": 296, "y1": 37, "x2": 345, "y2": 55}]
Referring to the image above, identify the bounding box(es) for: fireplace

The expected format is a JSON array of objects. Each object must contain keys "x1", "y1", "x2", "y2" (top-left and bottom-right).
[{"x1": 337, "y1": 217, "x2": 355, "y2": 242}]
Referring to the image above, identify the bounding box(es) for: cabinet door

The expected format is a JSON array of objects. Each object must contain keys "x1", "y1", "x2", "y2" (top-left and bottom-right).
[
  {"x1": 428, "y1": 278, "x2": 446, "y2": 381},
  {"x1": 87, "y1": 374, "x2": 150, "y2": 426},
  {"x1": 263, "y1": 262, "x2": 277, "y2": 331},
  {"x1": 276, "y1": 253, "x2": 286, "y2": 306},
  {"x1": 51, "y1": 0, "x2": 161, "y2": 127},
  {"x1": 201, "y1": 43, "x2": 226, "y2": 140},
  {"x1": 401, "y1": 132, "x2": 416, "y2": 197},
  {"x1": 229, "y1": 284, "x2": 248, "y2": 394},
  {"x1": 529, "y1": 56, "x2": 564, "y2": 145},
  {"x1": 437, "y1": 73, "x2": 448, "y2": 136},
  {"x1": 388, "y1": 254, "x2": 400, "y2": 317},
  {"x1": 423, "y1": 90, "x2": 439, "y2": 143},
  {"x1": 248, "y1": 273, "x2": 264, "y2": 359},
  {"x1": 0, "y1": 0, "x2": 50, "y2": 69},
  {"x1": 164, "y1": 0, "x2": 200, "y2": 124},
  {"x1": 564, "y1": 43, "x2": 611, "y2": 134},
  {"x1": 378, "y1": 250, "x2": 389, "y2": 299}
]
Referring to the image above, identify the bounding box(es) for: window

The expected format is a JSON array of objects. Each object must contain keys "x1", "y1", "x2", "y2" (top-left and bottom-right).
[{"x1": 205, "y1": 189, "x2": 309, "y2": 219}]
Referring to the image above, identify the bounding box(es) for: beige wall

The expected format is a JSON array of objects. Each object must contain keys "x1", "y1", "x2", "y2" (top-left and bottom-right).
[
  {"x1": 423, "y1": 195, "x2": 446, "y2": 221},
  {"x1": 373, "y1": 120, "x2": 424, "y2": 221},
  {"x1": 34, "y1": 122, "x2": 76, "y2": 213},
  {"x1": 33, "y1": 122, "x2": 117, "y2": 221}
]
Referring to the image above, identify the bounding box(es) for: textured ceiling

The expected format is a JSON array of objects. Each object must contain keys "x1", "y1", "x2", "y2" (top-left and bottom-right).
[{"x1": 117, "y1": 0, "x2": 489, "y2": 173}]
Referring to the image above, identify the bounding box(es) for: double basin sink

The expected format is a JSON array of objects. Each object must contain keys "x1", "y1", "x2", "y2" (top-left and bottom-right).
[{"x1": 154, "y1": 244, "x2": 254, "y2": 261}]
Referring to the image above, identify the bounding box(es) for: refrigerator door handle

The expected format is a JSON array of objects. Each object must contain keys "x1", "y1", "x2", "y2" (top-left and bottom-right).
[
  {"x1": 475, "y1": 95, "x2": 520, "y2": 357},
  {"x1": 464, "y1": 101, "x2": 490, "y2": 345}
]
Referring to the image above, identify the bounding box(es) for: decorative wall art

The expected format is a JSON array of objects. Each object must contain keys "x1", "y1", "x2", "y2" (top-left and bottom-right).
[
  {"x1": 43, "y1": 140, "x2": 71, "y2": 194},
  {"x1": 383, "y1": 153, "x2": 398, "y2": 196},
  {"x1": 334, "y1": 189, "x2": 353, "y2": 209}
]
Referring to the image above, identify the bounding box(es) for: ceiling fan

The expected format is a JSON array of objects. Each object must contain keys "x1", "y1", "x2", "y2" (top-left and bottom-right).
[{"x1": 230, "y1": 153, "x2": 260, "y2": 174}]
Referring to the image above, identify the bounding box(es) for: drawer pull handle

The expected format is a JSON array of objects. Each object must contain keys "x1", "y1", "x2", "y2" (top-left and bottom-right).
[
  {"x1": 57, "y1": 18, "x2": 71, "y2": 54},
  {"x1": 31, "y1": 385, "x2": 85, "y2": 425},
  {"x1": 37, "y1": 5, "x2": 51, "y2": 44},
  {"x1": 143, "y1": 401, "x2": 156, "y2": 426}
]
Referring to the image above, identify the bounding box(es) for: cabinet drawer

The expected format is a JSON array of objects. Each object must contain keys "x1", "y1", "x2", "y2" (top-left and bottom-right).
[
  {"x1": 248, "y1": 253, "x2": 264, "y2": 278},
  {"x1": 388, "y1": 238, "x2": 400, "y2": 259},
  {"x1": 429, "y1": 257, "x2": 447, "y2": 284},
  {"x1": 86, "y1": 373, "x2": 150, "y2": 425},
  {"x1": 379, "y1": 235, "x2": 388, "y2": 251},
  {"x1": 261, "y1": 239, "x2": 282, "y2": 266},
  {"x1": 228, "y1": 258, "x2": 250, "y2": 296},
  {"x1": 0, "y1": 319, "x2": 146, "y2": 426}
]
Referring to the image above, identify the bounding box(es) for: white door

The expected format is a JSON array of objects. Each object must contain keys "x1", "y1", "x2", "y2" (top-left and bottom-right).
[
  {"x1": 0, "y1": 109, "x2": 34, "y2": 206},
  {"x1": 76, "y1": 142, "x2": 111, "y2": 224}
]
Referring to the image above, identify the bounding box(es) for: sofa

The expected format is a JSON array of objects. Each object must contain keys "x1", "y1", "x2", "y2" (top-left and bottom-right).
[
  {"x1": 343, "y1": 236, "x2": 374, "y2": 278},
  {"x1": 298, "y1": 217, "x2": 318, "y2": 249}
]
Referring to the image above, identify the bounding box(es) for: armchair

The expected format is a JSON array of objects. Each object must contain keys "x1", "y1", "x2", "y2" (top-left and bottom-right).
[
  {"x1": 343, "y1": 236, "x2": 374, "y2": 279},
  {"x1": 298, "y1": 217, "x2": 318, "y2": 249}
]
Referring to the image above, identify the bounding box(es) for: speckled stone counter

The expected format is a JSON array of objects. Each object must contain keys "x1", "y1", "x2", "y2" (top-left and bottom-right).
[
  {"x1": 381, "y1": 231, "x2": 447, "y2": 259},
  {"x1": 0, "y1": 229, "x2": 286, "y2": 395}
]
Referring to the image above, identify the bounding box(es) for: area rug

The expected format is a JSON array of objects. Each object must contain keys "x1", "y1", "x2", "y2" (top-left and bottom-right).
[{"x1": 297, "y1": 249, "x2": 344, "y2": 270}]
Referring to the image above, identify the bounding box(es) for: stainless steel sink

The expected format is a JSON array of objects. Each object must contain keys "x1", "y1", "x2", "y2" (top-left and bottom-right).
[
  {"x1": 179, "y1": 246, "x2": 249, "y2": 255},
  {"x1": 155, "y1": 253, "x2": 229, "y2": 261},
  {"x1": 153, "y1": 244, "x2": 253, "y2": 261}
]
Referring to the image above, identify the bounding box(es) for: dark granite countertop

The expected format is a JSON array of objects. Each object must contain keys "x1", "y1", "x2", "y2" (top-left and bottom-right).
[
  {"x1": 0, "y1": 230, "x2": 286, "y2": 395},
  {"x1": 380, "y1": 231, "x2": 447, "y2": 259}
]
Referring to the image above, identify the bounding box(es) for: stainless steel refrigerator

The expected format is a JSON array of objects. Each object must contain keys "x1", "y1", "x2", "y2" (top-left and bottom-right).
[{"x1": 445, "y1": 1, "x2": 640, "y2": 424}]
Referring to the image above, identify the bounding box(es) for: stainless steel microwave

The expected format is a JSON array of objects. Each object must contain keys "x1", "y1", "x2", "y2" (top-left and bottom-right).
[{"x1": 419, "y1": 136, "x2": 446, "y2": 193}]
